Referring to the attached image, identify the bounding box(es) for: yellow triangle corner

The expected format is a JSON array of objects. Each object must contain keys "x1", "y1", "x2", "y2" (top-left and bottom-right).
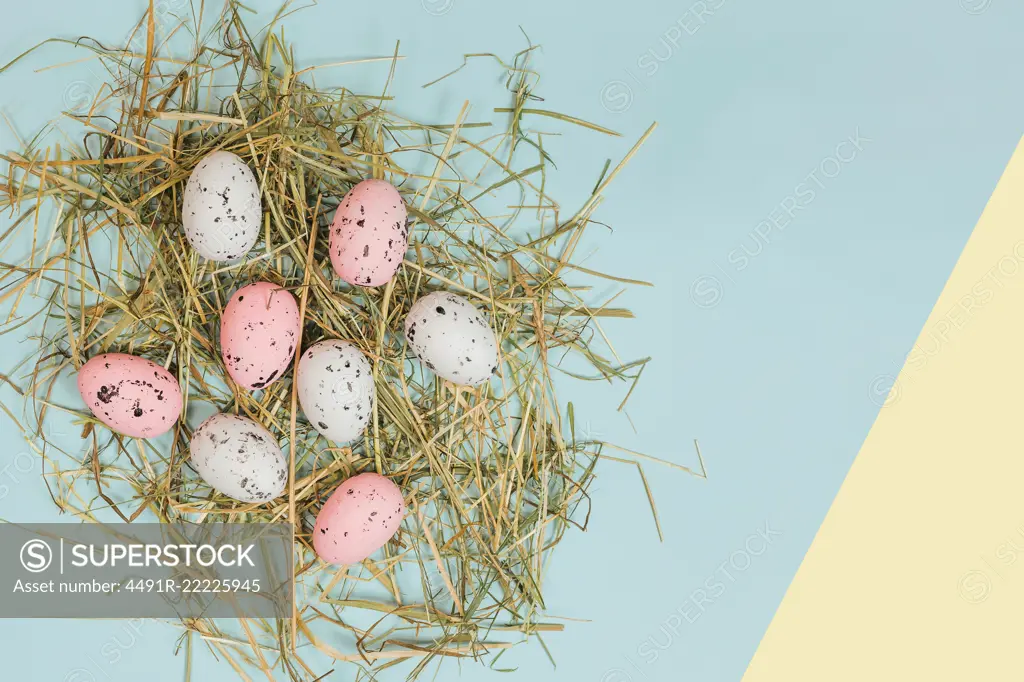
[{"x1": 743, "y1": 136, "x2": 1024, "y2": 681}]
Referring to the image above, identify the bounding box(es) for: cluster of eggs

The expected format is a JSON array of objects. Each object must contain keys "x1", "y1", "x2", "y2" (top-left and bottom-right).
[{"x1": 76, "y1": 150, "x2": 498, "y2": 566}]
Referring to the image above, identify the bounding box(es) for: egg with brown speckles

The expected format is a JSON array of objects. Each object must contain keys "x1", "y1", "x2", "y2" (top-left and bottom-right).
[
  {"x1": 189, "y1": 413, "x2": 287, "y2": 503},
  {"x1": 77, "y1": 353, "x2": 183, "y2": 438},
  {"x1": 404, "y1": 291, "x2": 498, "y2": 386},
  {"x1": 297, "y1": 340, "x2": 374, "y2": 444},
  {"x1": 329, "y1": 179, "x2": 408, "y2": 287},
  {"x1": 182, "y1": 150, "x2": 262, "y2": 261},
  {"x1": 313, "y1": 472, "x2": 405, "y2": 564},
  {"x1": 220, "y1": 281, "x2": 300, "y2": 390}
]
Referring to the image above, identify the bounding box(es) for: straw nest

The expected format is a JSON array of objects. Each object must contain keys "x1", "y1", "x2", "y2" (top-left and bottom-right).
[{"x1": 0, "y1": 2, "x2": 697, "y2": 679}]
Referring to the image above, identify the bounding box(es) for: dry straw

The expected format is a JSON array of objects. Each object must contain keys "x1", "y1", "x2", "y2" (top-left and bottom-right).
[{"x1": 0, "y1": 1, "x2": 702, "y2": 679}]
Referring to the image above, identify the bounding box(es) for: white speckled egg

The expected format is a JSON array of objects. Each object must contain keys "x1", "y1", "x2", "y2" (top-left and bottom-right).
[
  {"x1": 313, "y1": 472, "x2": 405, "y2": 565},
  {"x1": 189, "y1": 413, "x2": 287, "y2": 503},
  {"x1": 182, "y1": 150, "x2": 262, "y2": 261},
  {"x1": 297, "y1": 340, "x2": 374, "y2": 444},
  {"x1": 329, "y1": 179, "x2": 408, "y2": 287},
  {"x1": 220, "y1": 281, "x2": 300, "y2": 390},
  {"x1": 404, "y1": 291, "x2": 498, "y2": 386}
]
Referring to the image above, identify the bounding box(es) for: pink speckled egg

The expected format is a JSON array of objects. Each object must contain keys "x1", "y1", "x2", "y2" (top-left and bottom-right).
[
  {"x1": 329, "y1": 179, "x2": 408, "y2": 287},
  {"x1": 220, "y1": 281, "x2": 300, "y2": 390},
  {"x1": 77, "y1": 353, "x2": 182, "y2": 438},
  {"x1": 313, "y1": 472, "x2": 405, "y2": 565}
]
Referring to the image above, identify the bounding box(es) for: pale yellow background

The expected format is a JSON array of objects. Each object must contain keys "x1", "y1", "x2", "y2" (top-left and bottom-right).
[{"x1": 743, "y1": 137, "x2": 1024, "y2": 681}]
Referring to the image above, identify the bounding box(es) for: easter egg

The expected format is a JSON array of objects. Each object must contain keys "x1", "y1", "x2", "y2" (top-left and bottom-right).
[
  {"x1": 189, "y1": 413, "x2": 287, "y2": 503},
  {"x1": 404, "y1": 292, "x2": 498, "y2": 386},
  {"x1": 329, "y1": 179, "x2": 408, "y2": 287},
  {"x1": 313, "y1": 472, "x2": 405, "y2": 564},
  {"x1": 296, "y1": 340, "x2": 374, "y2": 444},
  {"x1": 77, "y1": 353, "x2": 182, "y2": 439},
  {"x1": 220, "y1": 281, "x2": 300, "y2": 390},
  {"x1": 182, "y1": 150, "x2": 262, "y2": 261}
]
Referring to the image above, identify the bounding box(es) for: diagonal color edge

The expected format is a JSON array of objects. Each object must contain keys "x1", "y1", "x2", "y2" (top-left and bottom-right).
[{"x1": 743, "y1": 135, "x2": 1024, "y2": 681}]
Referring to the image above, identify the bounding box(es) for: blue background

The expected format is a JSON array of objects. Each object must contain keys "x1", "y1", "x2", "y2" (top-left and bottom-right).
[{"x1": 1, "y1": 0, "x2": 1022, "y2": 680}]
